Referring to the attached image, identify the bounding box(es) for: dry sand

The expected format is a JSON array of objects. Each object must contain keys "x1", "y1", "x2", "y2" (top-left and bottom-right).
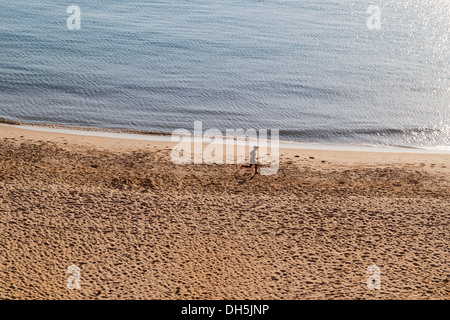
[{"x1": 0, "y1": 124, "x2": 448, "y2": 300}]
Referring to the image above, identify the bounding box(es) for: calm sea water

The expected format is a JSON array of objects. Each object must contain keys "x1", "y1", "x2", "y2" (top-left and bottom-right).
[{"x1": 0, "y1": 0, "x2": 448, "y2": 150}]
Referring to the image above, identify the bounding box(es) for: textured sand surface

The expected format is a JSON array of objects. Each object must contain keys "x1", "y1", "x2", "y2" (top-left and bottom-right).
[{"x1": 0, "y1": 125, "x2": 449, "y2": 300}]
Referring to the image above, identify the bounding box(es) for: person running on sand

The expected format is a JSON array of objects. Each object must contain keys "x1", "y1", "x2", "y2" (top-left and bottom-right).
[{"x1": 241, "y1": 146, "x2": 258, "y2": 175}]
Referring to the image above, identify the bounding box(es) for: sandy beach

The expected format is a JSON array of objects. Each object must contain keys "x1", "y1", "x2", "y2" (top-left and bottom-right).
[{"x1": 0, "y1": 123, "x2": 448, "y2": 300}]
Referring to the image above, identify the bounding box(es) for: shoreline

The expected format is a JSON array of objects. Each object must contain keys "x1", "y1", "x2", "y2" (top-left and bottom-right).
[
  {"x1": 1, "y1": 119, "x2": 449, "y2": 155},
  {"x1": 1, "y1": 122, "x2": 449, "y2": 176}
]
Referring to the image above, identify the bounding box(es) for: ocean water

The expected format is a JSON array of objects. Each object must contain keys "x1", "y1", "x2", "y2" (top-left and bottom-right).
[{"x1": 0, "y1": 0, "x2": 448, "y2": 150}]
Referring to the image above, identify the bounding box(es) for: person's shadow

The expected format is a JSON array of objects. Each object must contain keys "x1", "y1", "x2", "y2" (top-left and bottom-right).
[{"x1": 237, "y1": 173, "x2": 256, "y2": 185}]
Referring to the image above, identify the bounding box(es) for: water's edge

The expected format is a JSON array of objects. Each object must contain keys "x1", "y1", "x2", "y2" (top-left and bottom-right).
[{"x1": 1, "y1": 119, "x2": 448, "y2": 154}]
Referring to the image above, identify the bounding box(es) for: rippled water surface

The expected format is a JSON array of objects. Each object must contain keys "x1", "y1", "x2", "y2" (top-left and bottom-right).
[{"x1": 0, "y1": 0, "x2": 448, "y2": 149}]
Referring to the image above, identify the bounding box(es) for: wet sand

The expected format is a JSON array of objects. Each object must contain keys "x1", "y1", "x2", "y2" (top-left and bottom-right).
[{"x1": 0, "y1": 124, "x2": 449, "y2": 299}]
